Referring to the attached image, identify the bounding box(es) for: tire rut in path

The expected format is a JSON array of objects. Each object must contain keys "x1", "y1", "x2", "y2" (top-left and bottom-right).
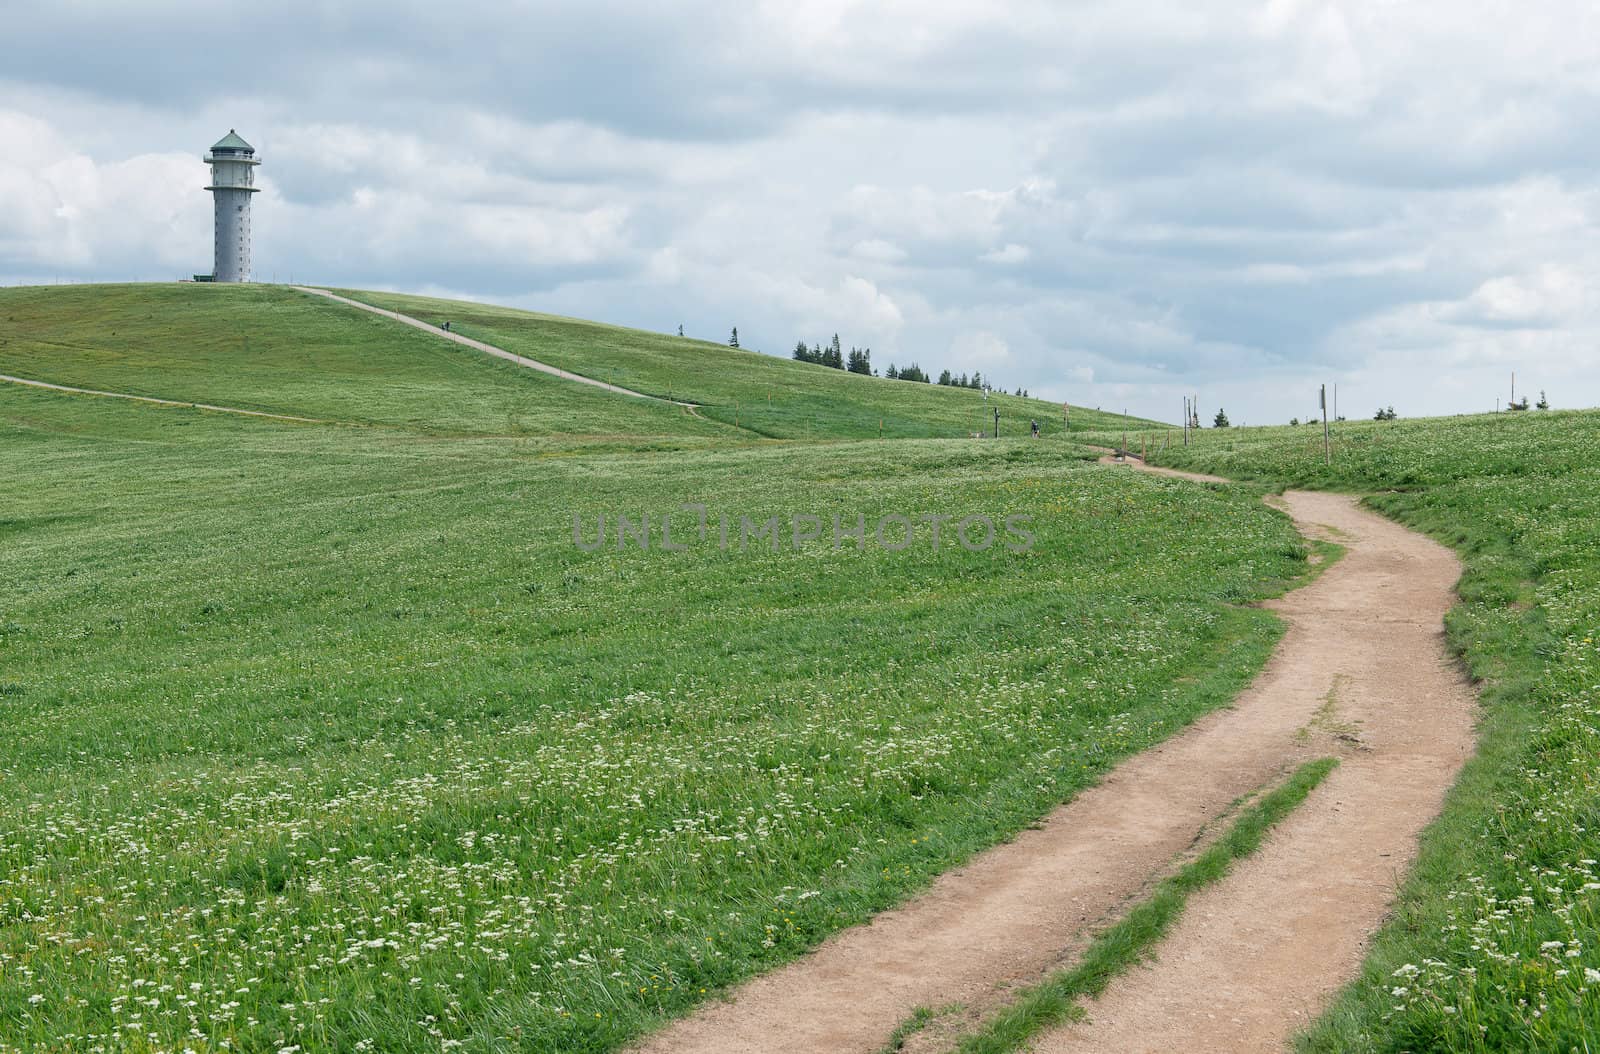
[
  {"x1": 1032, "y1": 486, "x2": 1477, "y2": 1053},
  {"x1": 633, "y1": 466, "x2": 1477, "y2": 1054}
]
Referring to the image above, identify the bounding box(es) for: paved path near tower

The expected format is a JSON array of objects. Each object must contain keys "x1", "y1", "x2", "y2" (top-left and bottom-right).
[
  {"x1": 0, "y1": 372, "x2": 327, "y2": 423},
  {"x1": 293, "y1": 287, "x2": 696, "y2": 407},
  {"x1": 634, "y1": 461, "x2": 1477, "y2": 1054}
]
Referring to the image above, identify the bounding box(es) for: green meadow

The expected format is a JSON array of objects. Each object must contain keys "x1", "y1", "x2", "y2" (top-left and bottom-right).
[
  {"x1": 13, "y1": 281, "x2": 1593, "y2": 1053},
  {"x1": 0, "y1": 284, "x2": 726, "y2": 440},
  {"x1": 1147, "y1": 412, "x2": 1600, "y2": 1052},
  {"x1": 0, "y1": 284, "x2": 1301, "y2": 1053}
]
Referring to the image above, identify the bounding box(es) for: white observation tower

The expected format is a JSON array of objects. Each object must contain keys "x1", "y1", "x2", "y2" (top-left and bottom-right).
[{"x1": 204, "y1": 130, "x2": 260, "y2": 282}]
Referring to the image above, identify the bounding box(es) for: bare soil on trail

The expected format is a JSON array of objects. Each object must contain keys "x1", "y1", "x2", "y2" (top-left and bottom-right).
[
  {"x1": 1035, "y1": 488, "x2": 1477, "y2": 1053},
  {"x1": 634, "y1": 465, "x2": 1477, "y2": 1054},
  {"x1": 1094, "y1": 450, "x2": 1229, "y2": 484}
]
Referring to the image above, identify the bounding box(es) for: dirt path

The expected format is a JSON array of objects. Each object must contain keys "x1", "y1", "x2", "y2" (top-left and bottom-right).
[
  {"x1": 635, "y1": 466, "x2": 1475, "y2": 1054},
  {"x1": 293, "y1": 287, "x2": 696, "y2": 406},
  {"x1": 1034, "y1": 487, "x2": 1477, "y2": 1053},
  {"x1": 1096, "y1": 452, "x2": 1229, "y2": 484},
  {"x1": 0, "y1": 372, "x2": 327, "y2": 423}
]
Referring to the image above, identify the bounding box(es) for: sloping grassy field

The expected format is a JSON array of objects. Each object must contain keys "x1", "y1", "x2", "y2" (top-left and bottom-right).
[
  {"x1": 0, "y1": 284, "x2": 732, "y2": 439},
  {"x1": 0, "y1": 283, "x2": 1153, "y2": 443},
  {"x1": 0, "y1": 283, "x2": 1307, "y2": 1053},
  {"x1": 329, "y1": 288, "x2": 1153, "y2": 439},
  {"x1": 1145, "y1": 412, "x2": 1600, "y2": 1051}
]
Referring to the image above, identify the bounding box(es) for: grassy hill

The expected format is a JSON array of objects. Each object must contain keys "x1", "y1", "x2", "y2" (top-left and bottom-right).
[
  {"x1": 0, "y1": 281, "x2": 1298, "y2": 1054},
  {"x1": 25, "y1": 280, "x2": 1596, "y2": 1052},
  {"x1": 0, "y1": 284, "x2": 730, "y2": 439},
  {"x1": 0, "y1": 379, "x2": 1302, "y2": 1054},
  {"x1": 0, "y1": 283, "x2": 1158, "y2": 443},
  {"x1": 328, "y1": 287, "x2": 1157, "y2": 439}
]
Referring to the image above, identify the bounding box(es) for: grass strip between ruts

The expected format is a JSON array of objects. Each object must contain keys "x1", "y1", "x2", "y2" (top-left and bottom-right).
[{"x1": 932, "y1": 755, "x2": 1341, "y2": 1054}]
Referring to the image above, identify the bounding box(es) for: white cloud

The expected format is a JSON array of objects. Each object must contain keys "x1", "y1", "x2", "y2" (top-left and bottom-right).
[
  {"x1": 0, "y1": 110, "x2": 205, "y2": 275},
  {"x1": 981, "y1": 243, "x2": 1030, "y2": 264},
  {"x1": 949, "y1": 330, "x2": 1012, "y2": 366},
  {"x1": 1451, "y1": 266, "x2": 1590, "y2": 326},
  {"x1": 850, "y1": 239, "x2": 908, "y2": 263},
  {"x1": 7, "y1": 1, "x2": 1600, "y2": 420}
]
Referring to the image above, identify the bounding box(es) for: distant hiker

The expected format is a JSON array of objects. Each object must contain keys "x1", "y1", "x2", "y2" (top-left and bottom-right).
[{"x1": 1031, "y1": 419, "x2": 1039, "y2": 438}]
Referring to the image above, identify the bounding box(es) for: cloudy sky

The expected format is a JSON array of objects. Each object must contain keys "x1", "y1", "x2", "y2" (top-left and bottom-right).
[{"x1": 4, "y1": 1, "x2": 1598, "y2": 423}]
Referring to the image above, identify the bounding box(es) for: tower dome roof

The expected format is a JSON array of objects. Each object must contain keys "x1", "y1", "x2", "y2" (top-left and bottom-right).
[{"x1": 210, "y1": 129, "x2": 255, "y2": 153}]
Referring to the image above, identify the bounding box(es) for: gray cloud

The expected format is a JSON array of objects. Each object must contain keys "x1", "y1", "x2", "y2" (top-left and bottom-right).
[{"x1": 5, "y1": 0, "x2": 1600, "y2": 422}]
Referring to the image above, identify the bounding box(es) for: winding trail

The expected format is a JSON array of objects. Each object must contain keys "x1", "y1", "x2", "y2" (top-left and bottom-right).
[
  {"x1": 292, "y1": 287, "x2": 697, "y2": 407},
  {"x1": 635, "y1": 460, "x2": 1476, "y2": 1054},
  {"x1": 1032, "y1": 478, "x2": 1476, "y2": 1053},
  {"x1": 0, "y1": 372, "x2": 328, "y2": 423}
]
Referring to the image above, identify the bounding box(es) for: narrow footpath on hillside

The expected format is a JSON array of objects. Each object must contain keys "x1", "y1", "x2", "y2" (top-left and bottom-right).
[
  {"x1": 0, "y1": 372, "x2": 328, "y2": 424},
  {"x1": 634, "y1": 457, "x2": 1477, "y2": 1054},
  {"x1": 292, "y1": 287, "x2": 698, "y2": 408}
]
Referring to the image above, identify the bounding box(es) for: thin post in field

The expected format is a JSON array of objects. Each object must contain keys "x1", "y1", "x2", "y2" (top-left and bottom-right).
[{"x1": 1321, "y1": 383, "x2": 1331, "y2": 465}]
